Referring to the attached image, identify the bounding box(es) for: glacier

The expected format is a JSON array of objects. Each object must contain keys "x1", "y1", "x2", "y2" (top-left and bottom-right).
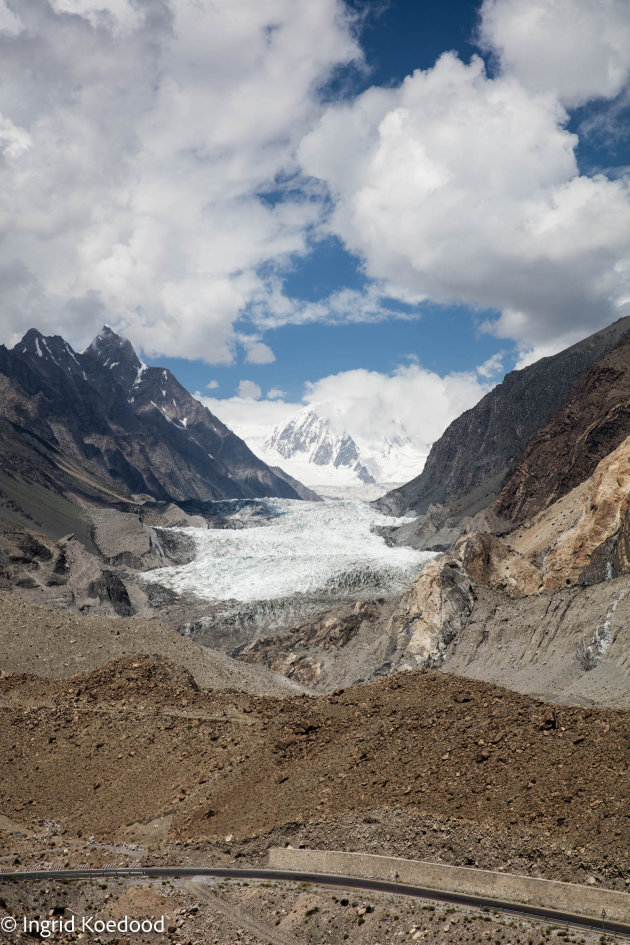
[{"x1": 143, "y1": 498, "x2": 433, "y2": 605}]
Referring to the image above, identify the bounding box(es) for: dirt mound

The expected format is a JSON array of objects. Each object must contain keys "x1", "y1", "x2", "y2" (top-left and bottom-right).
[
  {"x1": 1, "y1": 655, "x2": 627, "y2": 886},
  {"x1": 0, "y1": 590, "x2": 295, "y2": 695}
]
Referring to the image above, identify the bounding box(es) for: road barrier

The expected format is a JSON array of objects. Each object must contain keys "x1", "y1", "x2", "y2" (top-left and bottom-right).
[{"x1": 268, "y1": 847, "x2": 630, "y2": 925}]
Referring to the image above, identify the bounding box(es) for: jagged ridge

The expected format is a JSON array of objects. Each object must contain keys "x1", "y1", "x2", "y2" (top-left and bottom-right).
[{"x1": 0, "y1": 326, "x2": 303, "y2": 518}]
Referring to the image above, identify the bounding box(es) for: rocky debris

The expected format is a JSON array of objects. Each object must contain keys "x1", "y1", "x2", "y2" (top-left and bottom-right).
[
  {"x1": 236, "y1": 599, "x2": 400, "y2": 690},
  {"x1": 88, "y1": 508, "x2": 195, "y2": 571},
  {"x1": 440, "y1": 577, "x2": 630, "y2": 706},
  {"x1": 0, "y1": 870, "x2": 580, "y2": 945},
  {"x1": 236, "y1": 558, "x2": 476, "y2": 685},
  {"x1": 455, "y1": 531, "x2": 542, "y2": 598},
  {"x1": 0, "y1": 590, "x2": 295, "y2": 695},
  {"x1": 0, "y1": 654, "x2": 627, "y2": 891},
  {"x1": 88, "y1": 569, "x2": 133, "y2": 617}
]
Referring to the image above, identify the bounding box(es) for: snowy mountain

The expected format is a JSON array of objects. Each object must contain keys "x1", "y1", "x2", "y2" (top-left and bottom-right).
[{"x1": 265, "y1": 409, "x2": 376, "y2": 485}]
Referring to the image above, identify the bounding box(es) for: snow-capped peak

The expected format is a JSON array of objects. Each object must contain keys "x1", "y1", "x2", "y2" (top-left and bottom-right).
[{"x1": 265, "y1": 407, "x2": 376, "y2": 485}]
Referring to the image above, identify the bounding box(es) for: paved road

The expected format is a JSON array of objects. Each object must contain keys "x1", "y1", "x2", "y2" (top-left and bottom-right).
[{"x1": 1, "y1": 866, "x2": 628, "y2": 939}]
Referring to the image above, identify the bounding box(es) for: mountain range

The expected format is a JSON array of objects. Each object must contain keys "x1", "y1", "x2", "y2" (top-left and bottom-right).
[
  {"x1": 1, "y1": 315, "x2": 630, "y2": 922},
  {"x1": 238, "y1": 315, "x2": 630, "y2": 707},
  {"x1": 0, "y1": 325, "x2": 305, "y2": 538},
  {"x1": 264, "y1": 408, "x2": 376, "y2": 485}
]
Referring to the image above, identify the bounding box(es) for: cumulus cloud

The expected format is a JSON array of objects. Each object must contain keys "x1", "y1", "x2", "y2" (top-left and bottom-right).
[
  {"x1": 206, "y1": 379, "x2": 219, "y2": 390},
  {"x1": 242, "y1": 337, "x2": 276, "y2": 365},
  {"x1": 267, "y1": 387, "x2": 287, "y2": 400},
  {"x1": 299, "y1": 43, "x2": 630, "y2": 353},
  {"x1": 250, "y1": 281, "x2": 410, "y2": 330},
  {"x1": 0, "y1": 0, "x2": 360, "y2": 357},
  {"x1": 303, "y1": 362, "x2": 490, "y2": 451},
  {"x1": 476, "y1": 352, "x2": 505, "y2": 379},
  {"x1": 202, "y1": 359, "x2": 492, "y2": 470},
  {"x1": 479, "y1": 0, "x2": 630, "y2": 106},
  {"x1": 198, "y1": 392, "x2": 297, "y2": 448},
  {"x1": 2, "y1": 0, "x2": 630, "y2": 368},
  {"x1": 237, "y1": 379, "x2": 262, "y2": 400}
]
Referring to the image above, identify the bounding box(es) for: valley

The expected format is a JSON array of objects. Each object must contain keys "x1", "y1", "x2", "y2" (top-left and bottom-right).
[{"x1": 1, "y1": 320, "x2": 630, "y2": 944}]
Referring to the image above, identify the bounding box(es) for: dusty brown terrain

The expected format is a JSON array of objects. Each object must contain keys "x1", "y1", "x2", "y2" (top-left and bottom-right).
[
  {"x1": 0, "y1": 872, "x2": 615, "y2": 945},
  {"x1": 0, "y1": 590, "x2": 295, "y2": 695},
  {"x1": 0, "y1": 654, "x2": 628, "y2": 890}
]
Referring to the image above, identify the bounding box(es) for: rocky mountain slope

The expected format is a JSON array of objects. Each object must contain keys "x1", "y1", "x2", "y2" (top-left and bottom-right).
[
  {"x1": 496, "y1": 334, "x2": 630, "y2": 524},
  {"x1": 376, "y1": 316, "x2": 630, "y2": 533},
  {"x1": 0, "y1": 326, "x2": 302, "y2": 535}
]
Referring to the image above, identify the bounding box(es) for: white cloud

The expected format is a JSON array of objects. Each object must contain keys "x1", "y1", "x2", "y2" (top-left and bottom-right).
[
  {"x1": 242, "y1": 338, "x2": 276, "y2": 364},
  {"x1": 479, "y1": 0, "x2": 630, "y2": 107},
  {"x1": 299, "y1": 49, "x2": 630, "y2": 351},
  {"x1": 267, "y1": 387, "x2": 287, "y2": 400},
  {"x1": 50, "y1": 0, "x2": 142, "y2": 35},
  {"x1": 237, "y1": 379, "x2": 262, "y2": 400},
  {"x1": 206, "y1": 379, "x2": 219, "y2": 390},
  {"x1": 201, "y1": 360, "x2": 490, "y2": 473},
  {"x1": 0, "y1": 0, "x2": 361, "y2": 357},
  {"x1": 250, "y1": 280, "x2": 411, "y2": 330},
  {"x1": 304, "y1": 362, "x2": 489, "y2": 451},
  {"x1": 476, "y1": 352, "x2": 504, "y2": 379},
  {"x1": 198, "y1": 392, "x2": 297, "y2": 448},
  {"x1": 1, "y1": 0, "x2": 630, "y2": 366}
]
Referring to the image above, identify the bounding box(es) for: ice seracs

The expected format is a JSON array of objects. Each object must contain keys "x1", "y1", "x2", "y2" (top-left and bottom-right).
[{"x1": 143, "y1": 497, "x2": 433, "y2": 604}]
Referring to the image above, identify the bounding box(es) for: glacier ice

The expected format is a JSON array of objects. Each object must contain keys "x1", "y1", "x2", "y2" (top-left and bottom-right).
[{"x1": 143, "y1": 498, "x2": 433, "y2": 603}]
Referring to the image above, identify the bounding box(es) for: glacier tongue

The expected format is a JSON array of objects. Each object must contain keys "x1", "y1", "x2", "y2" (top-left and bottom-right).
[{"x1": 143, "y1": 498, "x2": 433, "y2": 604}]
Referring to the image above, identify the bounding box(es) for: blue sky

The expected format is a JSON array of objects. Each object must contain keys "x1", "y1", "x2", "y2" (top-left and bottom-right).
[
  {"x1": 1, "y1": 0, "x2": 630, "y2": 452},
  {"x1": 155, "y1": 0, "x2": 507, "y2": 403}
]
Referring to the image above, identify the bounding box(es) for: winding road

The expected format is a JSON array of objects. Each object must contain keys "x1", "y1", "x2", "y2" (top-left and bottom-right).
[{"x1": 1, "y1": 866, "x2": 628, "y2": 938}]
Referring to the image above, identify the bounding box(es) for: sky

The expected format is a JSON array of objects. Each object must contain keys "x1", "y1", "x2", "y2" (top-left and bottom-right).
[{"x1": 1, "y1": 0, "x2": 630, "y2": 457}]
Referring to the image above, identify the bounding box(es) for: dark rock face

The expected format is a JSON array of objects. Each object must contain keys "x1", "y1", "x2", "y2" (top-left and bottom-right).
[
  {"x1": 376, "y1": 316, "x2": 630, "y2": 520},
  {"x1": 0, "y1": 326, "x2": 302, "y2": 509},
  {"x1": 496, "y1": 337, "x2": 630, "y2": 524},
  {"x1": 88, "y1": 569, "x2": 133, "y2": 617}
]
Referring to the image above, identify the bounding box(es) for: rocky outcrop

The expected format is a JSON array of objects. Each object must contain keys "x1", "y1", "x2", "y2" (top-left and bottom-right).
[
  {"x1": 524, "y1": 435, "x2": 630, "y2": 591},
  {"x1": 455, "y1": 532, "x2": 542, "y2": 598},
  {"x1": 386, "y1": 557, "x2": 474, "y2": 667},
  {"x1": 496, "y1": 338, "x2": 630, "y2": 524}
]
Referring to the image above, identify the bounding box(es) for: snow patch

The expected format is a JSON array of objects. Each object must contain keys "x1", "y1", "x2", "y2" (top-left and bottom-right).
[{"x1": 133, "y1": 363, "x2": 148, "y2": 387}]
